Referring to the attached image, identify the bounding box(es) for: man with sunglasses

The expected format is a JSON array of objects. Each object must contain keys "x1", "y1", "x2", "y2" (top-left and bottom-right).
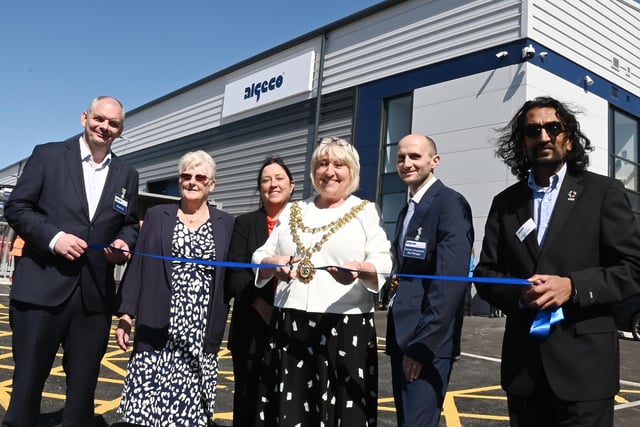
[
  {"x1": 474, "y1": 96, "x2": 640, "y2": 427},
  {"x1": 3, "y1": 96, "x2": 140, "y2": 426}
]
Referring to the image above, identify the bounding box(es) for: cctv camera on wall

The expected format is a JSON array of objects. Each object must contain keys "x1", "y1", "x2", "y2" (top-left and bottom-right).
[{"x1": 522, "y1": 44, "x2": 535, "y2": 60}]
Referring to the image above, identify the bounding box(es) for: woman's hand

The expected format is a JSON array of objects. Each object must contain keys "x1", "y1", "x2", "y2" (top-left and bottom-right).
[
  {"x1": 326, "y1": 261, "x2": 362, "y2": 285},
  {"x1": 116, "y1": 314, "x2": 132, "y2": 352},
  {"x1": 258, "y1": 255, "x2": 301, "y2": 282}
]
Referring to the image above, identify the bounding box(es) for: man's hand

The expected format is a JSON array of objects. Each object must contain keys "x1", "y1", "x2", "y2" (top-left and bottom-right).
[
  {"x1": 402, "y1": 355, "x2": 423, "y2": 382},
  {"x1": 523, "y1": 274, "x2": 574, "y2": 310},
  {"x1": 54, "y1": 233, "x2": 88, "y2": 261},
  {"x1": 105, "y1": 239, "x2": 131, "y2": 264}
]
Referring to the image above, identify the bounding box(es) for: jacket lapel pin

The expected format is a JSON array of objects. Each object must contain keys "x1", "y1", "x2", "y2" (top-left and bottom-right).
[{"x1": 567, "y1": 190, "x2": 577, "y2": 201}]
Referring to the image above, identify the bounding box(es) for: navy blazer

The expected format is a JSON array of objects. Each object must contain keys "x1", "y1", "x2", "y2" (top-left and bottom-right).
[
  {"x1": 118, "y1": 203, "x2": 234, "y2": 354},
  {"x1": 5, "y1": 139, "x2": 140, "y2": 312},
  {"x1": 387, "y1": 179, "x2": 474, "y2": 362},
  {"x1": 475, "y1": 171, "x2": 640, "y2": 401}
]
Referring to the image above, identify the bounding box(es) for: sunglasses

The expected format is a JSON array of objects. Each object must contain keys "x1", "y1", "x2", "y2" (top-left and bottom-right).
[
  {"x1": 179, "y1": 173, "x2": 209, "y2": 183},
  {"x1": 523, "y1": 121, "x2": 565, "y2": 138}
]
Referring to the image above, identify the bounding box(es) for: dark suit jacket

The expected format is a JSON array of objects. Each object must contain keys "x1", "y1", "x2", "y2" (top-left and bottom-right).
[
  {"x1": 5, "y1": 139, "x2": 140, "y2": 313},
  {"x1": 117, "y1": 203, "x2": 234, "y2": 354},
  {"x1": 387, "y1": 180, "x2": 474, "y2": 362},
  {"x1": 225, "y1": 208, "x2": 275, "y2": 354},
  {"x1": 474, "y1": 171, "x2": 640, "y2": 401}
]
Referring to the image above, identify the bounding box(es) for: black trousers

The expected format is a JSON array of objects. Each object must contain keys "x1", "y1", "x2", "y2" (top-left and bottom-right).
[
  {"x1": 507, "y1": 375, "x2": 614, "y2": 427},
  {"x1": 3, "y1": 286, "x2": 111, "y2": 427}
]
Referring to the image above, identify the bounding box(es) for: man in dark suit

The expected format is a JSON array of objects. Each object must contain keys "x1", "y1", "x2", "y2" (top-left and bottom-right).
[
  {"x1": 386, "y1": 134, "x2": 474, "y2": 427},
  {"x1": 474, "y1": 96, "x2": 640, "y2": 427},
  {"x1": 3, "y1": 96, "x2": 140, "y2": 426}
]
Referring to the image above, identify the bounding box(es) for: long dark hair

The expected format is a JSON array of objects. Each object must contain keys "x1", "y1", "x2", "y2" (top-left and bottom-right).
[
  {"x1": 256, "y1": 155, "x2": 294, "y2": 207},
  {"x1": 496, "y1": 96, "x2": 593, "y2": 180}
]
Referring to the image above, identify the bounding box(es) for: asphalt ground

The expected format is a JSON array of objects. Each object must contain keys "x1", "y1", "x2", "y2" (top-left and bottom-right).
[{"x1": 0, "y1": 281, "x2": 639, "y2": 426}]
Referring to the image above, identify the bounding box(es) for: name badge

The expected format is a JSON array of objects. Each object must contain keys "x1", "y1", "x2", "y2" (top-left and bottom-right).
[
  {"x1": 516, "y1": 218, "x2": 536, "y2": 242},
  {"x1": 113, "y1": 195, "x2": 128, "y2": 215},
  {"x1": 402, "y1": 239, "x2": 427, "y2": 260}
]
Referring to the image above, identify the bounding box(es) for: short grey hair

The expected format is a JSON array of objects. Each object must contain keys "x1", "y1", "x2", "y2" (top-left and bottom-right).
[
  {"x1": 178, "y1": 150, "x2": 217, "y2": 181},
  {"x1": 86, "y1": 96, "x2": 125, "y2": 121}
]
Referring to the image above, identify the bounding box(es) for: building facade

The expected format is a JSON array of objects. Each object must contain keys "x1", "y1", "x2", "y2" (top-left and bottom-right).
[{"x1": 1, "y1": 0, "x2": 639, "y2": 257}]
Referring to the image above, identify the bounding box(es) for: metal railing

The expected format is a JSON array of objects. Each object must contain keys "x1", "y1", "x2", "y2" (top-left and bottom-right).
[{"x1": 0, "y1": 222, "x2": 15, "y2": 282}]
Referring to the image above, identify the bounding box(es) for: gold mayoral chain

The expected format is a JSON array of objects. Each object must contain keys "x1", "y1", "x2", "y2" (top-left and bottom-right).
[{"x1": 289, "y1": 199, "x2": 369, "y2": 284}]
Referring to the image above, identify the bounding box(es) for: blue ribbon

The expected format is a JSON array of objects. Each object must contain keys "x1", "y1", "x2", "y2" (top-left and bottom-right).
[
  {"x1": 92, "y1": 243, "x2": 561, "y2": 337},
  {"x1": 530, "y1": 308, "x2": 565, "y2": 338},
  {"x1": 89, "y1": 243, "x2": 282, "y2": 269},
  {"x1": 93, "y1": 243, "x2": 530, "y2": 285}
]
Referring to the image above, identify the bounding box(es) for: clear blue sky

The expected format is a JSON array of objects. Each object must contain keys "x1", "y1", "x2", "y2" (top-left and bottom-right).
[{"x1": 0, "y1": 0, "x2": 383, "y2": 167}]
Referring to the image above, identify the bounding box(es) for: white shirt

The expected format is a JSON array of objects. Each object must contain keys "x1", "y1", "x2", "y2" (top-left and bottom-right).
[
  {"x1": 80, "y1": 137, "x2": 111, "y2": 220},
  {"x1": 253, "y1": 195, "x2": 393, "y2": 314}
]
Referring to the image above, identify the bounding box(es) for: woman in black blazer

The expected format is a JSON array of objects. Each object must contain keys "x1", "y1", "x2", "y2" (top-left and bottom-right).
[
  {"x1": 115, "y1": 150, "x2": 234, "y2": 426},
  {"x1": 225, "y1": 156, "x2": 295, "y2": 427}
]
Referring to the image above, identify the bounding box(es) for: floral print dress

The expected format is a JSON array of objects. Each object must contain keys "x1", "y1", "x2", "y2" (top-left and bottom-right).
[{"x1": 119, "y1": 218, "x2": 218, "y2": 426}]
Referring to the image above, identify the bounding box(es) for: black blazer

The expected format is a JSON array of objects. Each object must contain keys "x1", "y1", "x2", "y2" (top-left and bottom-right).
[
  {"x1": 387, "y1": 180, "x2": 474, "y2": 361},
  {"x1": 225, "y1": 208, "x2": 274, "y2": 358},
  {"x1": 475, "y1": 171, "x2": 640, "y2": 401},
  {"x1": 5, "y1": 139, "x2": 140, "y2": 312},
  {"x1": 225, "y1": 208, "x2": 272, "y2": 305},
  {"x1": 117, "y1": 203, "x2": 234, "y2": 354}
]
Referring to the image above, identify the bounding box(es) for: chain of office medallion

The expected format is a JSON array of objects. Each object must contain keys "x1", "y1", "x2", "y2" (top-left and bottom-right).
[{"x1": 289, "y1": 199, "x2": 369, "y2": 257}]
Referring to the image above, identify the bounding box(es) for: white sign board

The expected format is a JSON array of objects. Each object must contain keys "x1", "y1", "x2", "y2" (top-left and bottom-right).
[{"x1": 222, "y1": 51, "x2": 315, "y2": 118}]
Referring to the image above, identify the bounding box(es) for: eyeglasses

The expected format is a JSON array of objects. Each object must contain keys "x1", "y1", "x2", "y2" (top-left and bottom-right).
[
  {"x1": 523, "y1": 121, "x2": 565, "y2": 138},
  {"x1": 179, "y1": 173, "x2": 209, "y2": 183}
]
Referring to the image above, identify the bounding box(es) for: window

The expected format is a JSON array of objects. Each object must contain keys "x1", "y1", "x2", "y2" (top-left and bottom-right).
[
  {"x1": 147, "y1": 179, "x2": 180, "y2": 197},
  {"x1": 610, "y1": 108, "x2": 640, "y2": 214},
  {"x1": 378, "y1": 95, "x2": 412, "y2": 239}
]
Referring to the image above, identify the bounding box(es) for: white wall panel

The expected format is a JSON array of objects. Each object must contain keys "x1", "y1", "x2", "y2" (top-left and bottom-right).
[
  {"x1": 410, "y1": 63, "x2": 611, "y2": 248},
  {"x1": 526, "y1": 66, "x2": 610, "y2": 176},
  {"x1": 412, "y1": 65, "x2": 527, "y2": 191},
  {"x1": 529, "y1": 0, "x2": 640, "y2": 95}
]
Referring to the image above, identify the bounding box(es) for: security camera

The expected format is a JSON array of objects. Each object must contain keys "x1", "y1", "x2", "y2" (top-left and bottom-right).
[
  {"x1": 522, "y1": 44, "x2": 535, "y2": 60},
  {"x1": 584, "y1": 75, "x2": 594, "y2": 86}
]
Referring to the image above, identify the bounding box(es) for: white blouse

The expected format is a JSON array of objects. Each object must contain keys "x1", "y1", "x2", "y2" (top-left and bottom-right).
[{"x1": 253, "y1": 195, "x2": 393, "y2": 314}]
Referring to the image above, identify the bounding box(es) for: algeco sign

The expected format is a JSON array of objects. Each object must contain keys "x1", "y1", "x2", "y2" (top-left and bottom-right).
[
  {"x1": 222, "y1": 51, "x2": 315, "y2": 118},
  {"x1": 244, "y1": 75, "x2": 284, "y2": 102}
]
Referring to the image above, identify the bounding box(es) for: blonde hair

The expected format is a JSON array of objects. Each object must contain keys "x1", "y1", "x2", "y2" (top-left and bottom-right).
[{"x1": 310, "y1": 137, "x2": 360, "y2": 194}]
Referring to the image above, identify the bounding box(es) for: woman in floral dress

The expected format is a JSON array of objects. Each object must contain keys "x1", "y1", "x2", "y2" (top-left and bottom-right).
[{"x1": 116, "y1": 150, "x2": 234, "y2": 426}]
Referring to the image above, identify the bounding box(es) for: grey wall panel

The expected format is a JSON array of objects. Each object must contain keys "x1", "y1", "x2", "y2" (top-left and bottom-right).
[
  {"x1": 322, "y1": 0, "x2": 523, "y2": 94},
  {"x1": 124, "y1": 88, "x2": 355, "y2": 216},
  {"x1": 124, "y1": 101, "x2": 314, "y2": 216},
  {"x1": 113, "y1": 39, "x2": 322, "y2": 159},
  {"x1": 317, "y1": 88, "x2": 356, "y2": 140}
]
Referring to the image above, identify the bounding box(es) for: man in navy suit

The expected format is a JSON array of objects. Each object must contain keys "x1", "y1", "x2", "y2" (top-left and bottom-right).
[
  {"x1": 475, "y1": 97, "x2": 640, "y2": 427},
  {"x1": 386, "y1": 134, "x2": 474, "y2": 427},
  {"x1": 3, "y1": 96, "x2": 140, "y2": 426}
]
